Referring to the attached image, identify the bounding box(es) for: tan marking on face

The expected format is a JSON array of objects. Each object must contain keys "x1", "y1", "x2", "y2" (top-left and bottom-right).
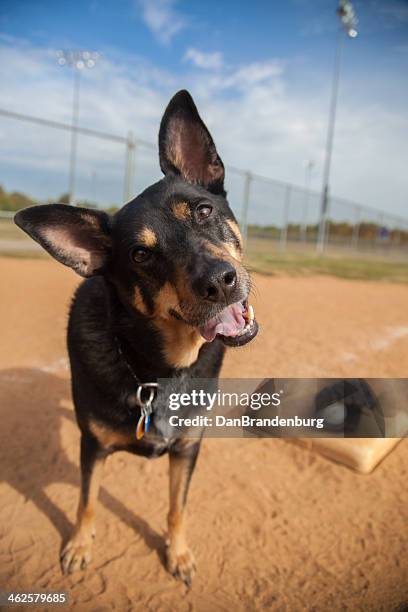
[
  {"x1": 140, "y1": 226, "x2": 157, "y2": 247},
  {"x1": 226, "y1": 219, "x2": 243, "y2": 244},
  {"x1": 172, "y1": 201, "x2": 191, "y2": 221},
  {"x1": 203, "y1": 239, "x2": 242, "y2": 265},
  {"x1": 224, "y1": 241, "x2": 242, "y2": 262},
  {"x1": 174, "y1": 268, "x2": 197, "y2": 308},
  {"x1": 154, "y1": 281, "x2": 180, "y2": 318},
  {"x1": 226, "y1": 219, "x2": 243, "y2": 260},
  {"x1": 203, "y1": 240, "x2": 227, "y2": 260},
  {"x1": 89, "y1": 421, "x2": 134, "y2": 449},
  {"x1": 134, "y1": 286, "x2": 148, "y2": 315}
]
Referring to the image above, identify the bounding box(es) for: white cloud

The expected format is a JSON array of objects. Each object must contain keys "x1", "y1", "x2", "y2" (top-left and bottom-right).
[
  {"x1": 221, "y1": 60, "x2": 284, "y2": 89},
  {"x1": 138, "y1": 0, "x2": 186, "y2": 44},
  {"x1": 0, "y1": 37, "x2": 407, "y2": 224},
  {"x1": 184, "y1": 48, "x2": 223, "y2": 70}
]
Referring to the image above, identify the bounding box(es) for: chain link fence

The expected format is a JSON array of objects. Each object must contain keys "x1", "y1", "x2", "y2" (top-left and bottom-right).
[{"x1": 1, "y1": 108, "x2": 407, "y2": 260}]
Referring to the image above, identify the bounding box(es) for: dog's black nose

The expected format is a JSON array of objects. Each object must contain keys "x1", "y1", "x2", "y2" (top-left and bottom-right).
[{"x1": 196, "y1": 261, "x2": 237, "y2": 303}]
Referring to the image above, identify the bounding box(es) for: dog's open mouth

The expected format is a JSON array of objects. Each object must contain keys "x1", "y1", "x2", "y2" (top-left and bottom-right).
[{"x1": 199, "y1": 299, "x2": 258, "y2": 347}]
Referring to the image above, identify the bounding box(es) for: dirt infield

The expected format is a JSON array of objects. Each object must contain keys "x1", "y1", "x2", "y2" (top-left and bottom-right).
[{"x1": 0, "y1": 257, "x2": 407, "y2": 611}]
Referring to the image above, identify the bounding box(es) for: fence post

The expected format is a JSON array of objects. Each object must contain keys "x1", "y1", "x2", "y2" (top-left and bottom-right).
[
  {"x1": 351, "y1": 205, "x2": 361, "y2": 249},
  {"x1": 394, "y1": 218, "x2": 401, "y2": 246},
  {"x1": 123, "y1": 130, "x2": 136, "y2": 203},
  {"x1": 280, "y1": 185, "x2": 291, "y2": 251},
  {"x1": 317, "y1": 186, "x2": 330, "y2": 254},
  {"x1": 241, "y1": 171, "x2": 252, "y2": 245},
  {"x1": 301, "y1": 188, "x2": 309, "y2": 244},
  {"x1": 376, "y1": 212, "x2": 385, "y2": 247}
]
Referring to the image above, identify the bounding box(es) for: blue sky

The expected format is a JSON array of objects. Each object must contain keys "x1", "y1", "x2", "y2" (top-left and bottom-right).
[
  {"x1": 0, "y1": 0, "x2": 407, "y2": 222},
  {"x1": 2, "y1": 0, "x2": 408, "y2": 72}
]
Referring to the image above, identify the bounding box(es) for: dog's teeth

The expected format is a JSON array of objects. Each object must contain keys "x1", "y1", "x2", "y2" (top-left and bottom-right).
[
  {"x1": 237, "y1": 321, "x2": 252, "y2": 336},
  {"x1": 248, "y1": 305, "x2": 254, "y2": 322}
]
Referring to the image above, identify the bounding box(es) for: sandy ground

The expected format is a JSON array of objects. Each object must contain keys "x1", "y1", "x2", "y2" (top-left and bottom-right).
[{"x1": 0, "y1": 256, "x2": 407, "y2": 611}]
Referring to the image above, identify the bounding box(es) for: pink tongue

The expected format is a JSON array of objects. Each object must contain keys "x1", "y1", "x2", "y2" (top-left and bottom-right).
[{"x1": 200, "y1": 302, "x2": 245, "y2": 342}]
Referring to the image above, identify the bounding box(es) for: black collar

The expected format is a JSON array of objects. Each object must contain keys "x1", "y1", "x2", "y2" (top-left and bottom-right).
[{"x1": 114, "y1": 335, "x2": 158, "y2": 438}]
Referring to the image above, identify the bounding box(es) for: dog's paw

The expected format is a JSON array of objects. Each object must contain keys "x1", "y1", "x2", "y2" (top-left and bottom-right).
[
  {"x1": 60, "y1": 531, "x2": 94, "y2": 575},
  {"x1": 166, "y1": 546, "x2": 196, "y2": 587}
]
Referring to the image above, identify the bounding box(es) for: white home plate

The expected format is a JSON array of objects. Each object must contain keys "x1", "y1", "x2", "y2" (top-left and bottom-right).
[{"x1": 293, "y1": 438, "x2": 402, "y2": 474}]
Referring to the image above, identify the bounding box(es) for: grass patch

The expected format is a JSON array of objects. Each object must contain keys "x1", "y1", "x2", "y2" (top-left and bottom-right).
[
  {"x1": 0, "y1": 217, "x2": 23, "y2": 240},
  {"x1": 245, "y1": 236, "x2": 408, "y2": 282},
  {"x1": 0, "y1": 250, "x2": 48, "y2": 260},
  {"x1": 246, "y1": 251, "x2": 408, "y2": 283}
]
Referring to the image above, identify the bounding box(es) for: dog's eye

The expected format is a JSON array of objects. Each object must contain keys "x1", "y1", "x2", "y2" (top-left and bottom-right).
[
  {"x1": 131, "y1": 247, "x2": 151, "y2": 263},
  {"x1": 196, "y1": 204, "x2": 213, "y2": 222}
]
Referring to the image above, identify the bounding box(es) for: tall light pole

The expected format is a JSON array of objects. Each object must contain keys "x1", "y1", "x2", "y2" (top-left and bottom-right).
[
  {"x1": 56, "y1": 50, "x2": 99, "y2": 205},
  {"x1": 316, "y1": 1, "x2": 358, "y2": 253},
  {"x1": 301, "y1": 159, "x2": 315, "y2": 243}
]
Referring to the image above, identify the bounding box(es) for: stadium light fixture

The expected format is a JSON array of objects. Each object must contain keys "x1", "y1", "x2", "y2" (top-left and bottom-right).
[
  {"x1": 337, "y1": 0, "x2": 359, "y2": 38},
  {"x1": 317, "y1": 1, "x2": 358, "y2": 253},
  {"x1": 56, "y1": 50, "x2": 100, "y2": 205}
]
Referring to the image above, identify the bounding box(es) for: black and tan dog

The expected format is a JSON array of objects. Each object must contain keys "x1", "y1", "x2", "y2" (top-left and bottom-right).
[{"x1": 15, "y1": 90, "x2": 258, "y2": 585}]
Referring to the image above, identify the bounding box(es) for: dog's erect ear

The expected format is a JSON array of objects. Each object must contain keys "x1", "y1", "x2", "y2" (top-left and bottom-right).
[
  {"x1": 14, "y1": 204, "x2": 112, "y2": 277},
  {"x1": 159, "y1": 89, "x2": 225, "y2": 194}
]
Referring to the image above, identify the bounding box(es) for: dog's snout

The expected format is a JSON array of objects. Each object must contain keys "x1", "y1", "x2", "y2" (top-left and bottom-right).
[{"x1": 195, "y1": 261, "x2": 237, "y2": 303}]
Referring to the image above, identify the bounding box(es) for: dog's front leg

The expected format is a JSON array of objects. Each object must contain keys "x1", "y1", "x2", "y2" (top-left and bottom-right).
[
  {"x1": 60, "y1": 433, "x2": 106, "y2": 574},
  {"x1": 166, "y1": 440, "x2": 200, "y2": 586}
]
